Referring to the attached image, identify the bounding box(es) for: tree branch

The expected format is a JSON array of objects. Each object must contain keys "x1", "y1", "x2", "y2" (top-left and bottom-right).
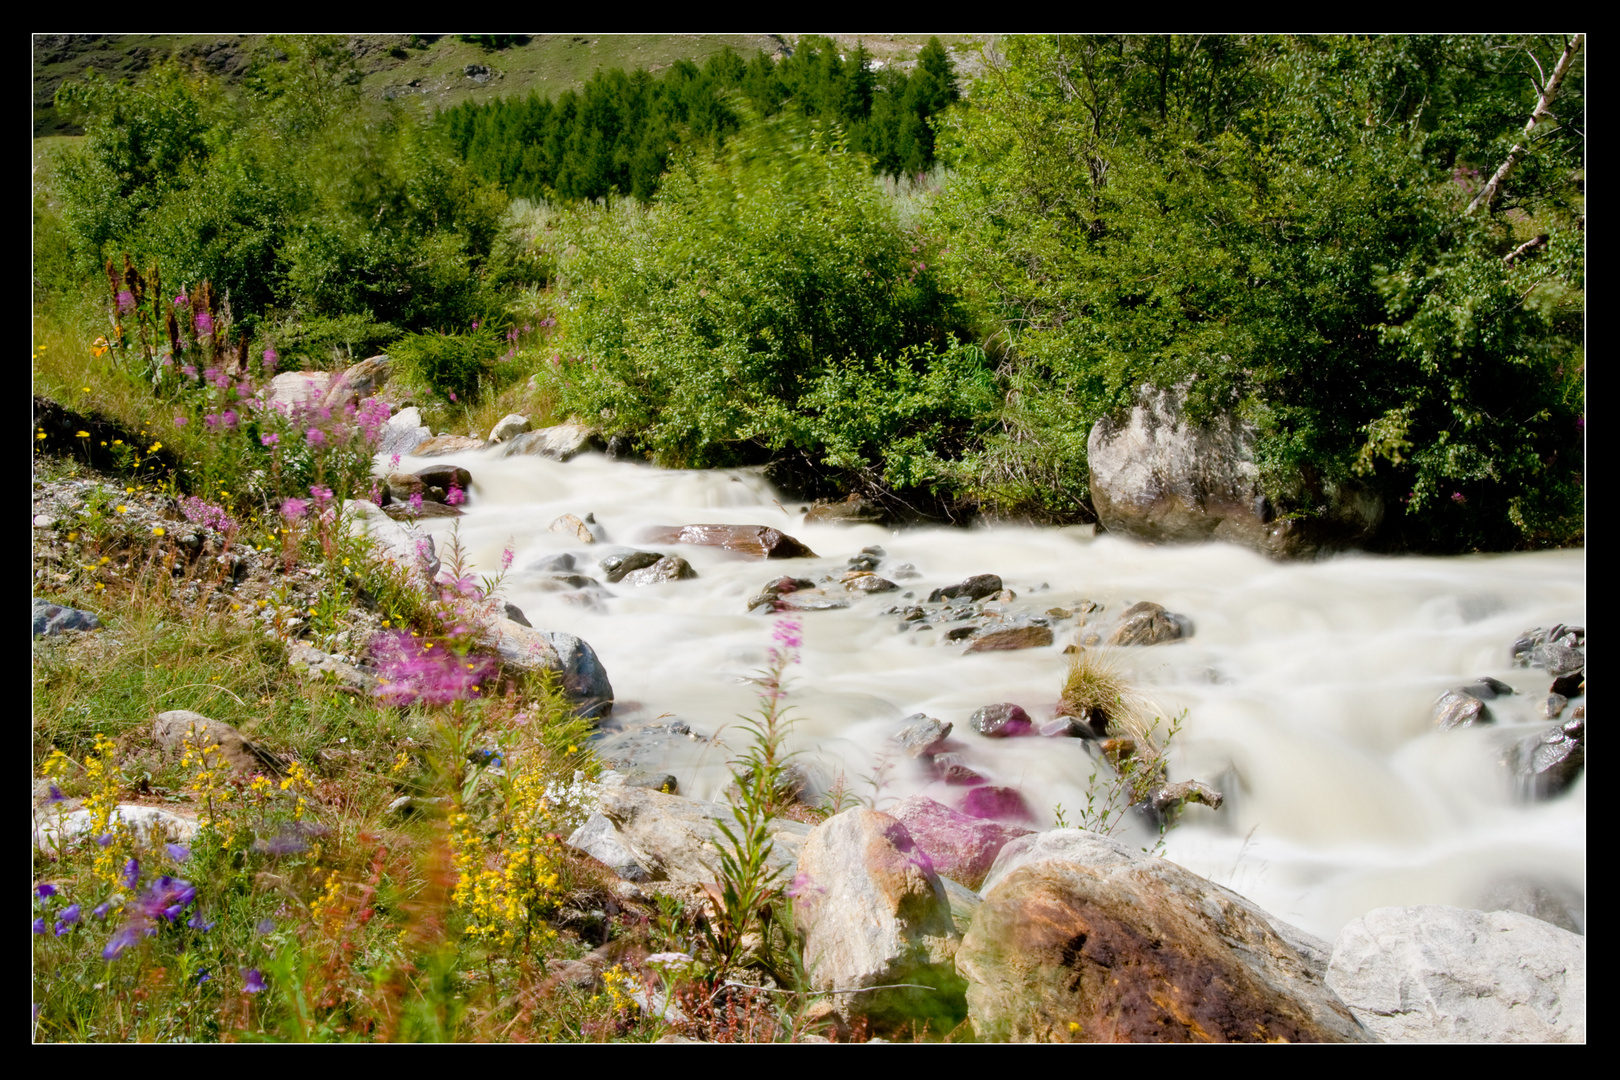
[{"x1": 1466, "y1": 34, "x2": 1583, "y2": 216}]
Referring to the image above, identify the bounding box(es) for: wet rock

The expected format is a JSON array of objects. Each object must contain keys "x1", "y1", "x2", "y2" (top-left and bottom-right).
[
  {"x1": 1502, "y1": 717, "x2": 1584, "y2": 800},
  {"x1": 791, "y1": 809, "x2": 964, "y2": 1023},
  {"x1": 1535, "y1": 644, "x2": 1585, "y2": 680},
  {"x1": 152, "y1": 710, "x2": 286, "y2": 777},
  {"x1": 413, "y1": 435, "x2": 486, "y2": 457},
  {"x1": 888, "y1": 795, "x2": 1033, "y2": 891},
  {"x1": 961, "y1": 829, "x2": 1372, "y2": 1043},
  {"x1": 777, "y1": 593, "x2": 850, "y2": 612},
  {"x1": 1326, "y1": 906, "x2": 1585, "y2": 1043},
  {"x1": 384, "y1": 471, "x2": 426, "y2": 502},
  {"x1": 499, "y1": 423, "x2": 605, "y2": 461},
  {"x1": 1433, "y1": 689, "x2": 1492, "y2": 731},
  {"x1": 1475, "y1": 876, "x2": 1585, "y2": 936},
  {"x1": 844, "y1": 573, "x2": 898, "y2": 593},
  {"x1": 623, "y1": 771, "x2": 679, "y2": 794},
  {"x1": 378, "y1": 406, "x2": 430, "y2": 459},
  {"x1": 413, "y1": 464, "x2": 472, "y2": 495},
  {"x1": 383, "y1": 500, "x2": 462, "y2": 520},
  {"x1": 548, "y1": 514, "x2": 597, "y2": 544},
  {"x1": 485, "y1": 620, "x2": 614, "y2": 718},
  {"x1": 804, "y1": 496, "x2": 885, "y2": 525},
  {"x1": 966, "y1": 624, "x2": 1054, "y2": 653},
  {"x1": 1107, "y1": 601, "x2": 1186, "y2": 646},
  {"x1": 1541, "y1": 694, "x2": 1569, "y2": 720},
  {"x1": 927, "y1": 575, "x2": 1003, "y2": 603},
  {"x1": 1549, "y1": 671, "x2": 1584, "y2": 699},
  {"x1": 968, "y1": 703, "x2": 1032, "y2": 738},
  {"x1": 943, "y1": 624, "x2": 980, "y2": 642},
  {"x1": 600, "y1": 550, "x2": 662, "y2": 582},
  {"x1": 321, "y1": 354, "x2": 391, "y2": 409},
  {"x1": 894, "y1": 714, "x2": 952, "y2": 758},
  {"x1": 33, "y1": 598, "x2": 100, "y2": 636},
  {"x1": 487, "y1": 413, "x2": 531, "y2": 443},
  {"x1": 846, "y1": 554, "x2": 881, "y2": 572},
  {"x1": 1088, "y1": 383, "x2": 1382, "y2": 560},
  {"x1": 746, "y1": 575, "x2": 817, "y2": 612},
  {"x1": 931, "y1": 754, "x2": 986, "y2": 786},
  {"x1": 1511, "y1": 624, "x2": 1585, "y2": 665},
  {"x1": 891, "y1": 563, "x2": 920, "y2": 580},
  {"x1": 503, "y1": 602, "x2": 532, "y2": 628},
  {"x1": 643, "y1": 523, "x2": 817, "y2": 560},
  {"x1": 535, "y1": 572, "x2": 603, "y2": 592},
  {"x1": 594, "y1": 785, "x2": 809, "y2": 885},
  {"x1": 959, "y1": 786, "x2": 1034, "y2": 825},
  {"x1": 527, "y1": 553, "x2": 575, "y2": 573},
  {"x1": 343, "y1": 500, "x2": 439, "y2": 586},
  {"x1": 622, "y1": 555, "x2": 698, "y2": 586}
]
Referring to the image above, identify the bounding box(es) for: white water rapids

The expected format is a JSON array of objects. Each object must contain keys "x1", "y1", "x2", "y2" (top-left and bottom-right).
[{"x1": 395, "y1": 446, "x2": 1586, "y2": 941}]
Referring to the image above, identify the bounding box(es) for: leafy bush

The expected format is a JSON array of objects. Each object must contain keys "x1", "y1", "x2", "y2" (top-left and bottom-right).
[
  {"x1": 555, "y1": 116, "x2": 972, "y2": 488},
  {"x1": 387, "y1": 328, "x2": 502, "y2": 402}
]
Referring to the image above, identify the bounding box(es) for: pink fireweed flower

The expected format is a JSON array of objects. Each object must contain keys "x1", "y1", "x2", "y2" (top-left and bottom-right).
[
  {"x1": 445, "y1": 484, "x2": 466, "y2": 505},
  {"x1": 370, "y1": 631, "x2": 499, "y2": 706},
  {"x1": 173, "y1": 293, "x2": 188, "y2": 308},
  {"x1": 180, "y1": 497, "x2": 238, "y2": 537},
  {"x1": 389, "y1": 454, "x2": 402, "y2": 471},
  {"x1": 182, "y1": 364, "x2": 198, "y2": 379},
  {"x1": 501, "y1": 546, "x2": 515, "y2": 571},
  {"x1": 220, "y1": 410, "x2": 239, "y2": 429},
  {"x1": 262, "y1": 348, "x2": 279, "y2": 373},
  {"x1": 116, "y1": 290, "x2": 135, "y2": 314},
  {"x1": 770, "y1": 617, "x2": 803, "y2": 664},
  {"x1": 236, "y1": 381, "x2": 253, "y2": 398},
  {"x1": 195, "y1": 311, "x2": 214, "y2": 335},
  {"x1": 448, "y1": 391, "x2": 457, "y2": 402},
  {"x1": 174, "y1": 415, "x2": 189, "y2": 427},
  {"x1": 281, "y1": 498, "x2": 308, "y2": 520},
  {"x1": 261, "y1": 433, "x2": 280, "y2": 447},
  {"x1": 305, "y1": 428, "x2": 326, "y2": 447},
  {"x1": 408, "y1": 492, "x2": 424, "y2": 514},
  {"x1": 203, "y1": 413, "x2": 221, "y2": 431}
]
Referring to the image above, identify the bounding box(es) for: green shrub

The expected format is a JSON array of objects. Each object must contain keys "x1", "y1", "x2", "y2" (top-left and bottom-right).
[{"x1": 388, "y1": 329, "x2": 501, "y2": 402}]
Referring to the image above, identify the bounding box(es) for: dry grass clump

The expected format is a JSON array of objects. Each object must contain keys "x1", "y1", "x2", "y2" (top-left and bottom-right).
[{"x1": 1057, "y1": 648, "x2": 1167, "y2": 768}]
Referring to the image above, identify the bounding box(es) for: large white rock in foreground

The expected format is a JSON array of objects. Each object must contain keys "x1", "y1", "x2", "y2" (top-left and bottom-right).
[{"x1": 1326, "y1": 905, "x2": 1586, "y2": 1043}]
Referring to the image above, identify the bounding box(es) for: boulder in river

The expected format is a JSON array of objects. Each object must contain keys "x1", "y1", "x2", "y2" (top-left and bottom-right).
[
  {"x1": 599, "y1": 550, "x2": 662, "y2": 582},
  {"x1": 487, "y1": 413, "x2": 531, "y2": 443},
  {"x1": 928, "y1": 575, "x2": 1003, "y2": 603},
  {"x1": 343, "y1": 499, "x2": 439, "y2": 586},
  {"x1": 968, "y1": 703, "x2": 1033, "y2": 738},
  {"x1": 959, "y1": 828, "x2": 1372, "y2": 1042},
  {"x1": 548, "y1": 514, "x2": 597, "y2": 544},
  {"x1": 966, "y1": 624, "x2": 1054, "y2": 653},
  {"x1": 1088, "y1": 384, "x2": 1382, "y2": 560},
  {"x1": 412, "y1": 435, "x2": 486, "y2": 457},
  {"x1": 1106, "y1": 601, "x2": 1186, "y2": 646},
  {"x1": 1326, "y1": 905, "x2": 1585, "y2": 1043},
  {"x1": 621, "y1": 555, "x2": 697, "y2": 586},
  {"x1": 321, "y1": 354, "x2": 391, "y2": 409},
  {"x1": 378, "y1": 406, "x2": 430, "y2": 459},
  {"x1": 887, "y1": 795, "x2": 1032, "y2": 891},
  {"x1": 486, "y1": 620, "x2": 614, "y2": 718},
  {"x1": 959, "y1": 785, "x2": 1035, "y2": 825},
  {"x1": 1501, "y1": 716, "x2": 1584, "y2": 800},
  {"x1": 499, "y1": 423, "x2": 605, "y2": 461},
  {"x1": 413, "y1": 464, "x2": 472, "y2": 495},
  {"x1": 643, "y1": 523, "x2": 817, "y2": 560},
  {"x1": 791, "y1": 808, "x2": 964, "y2": 1024},
  {"x1": 894, "y1": 714, "x2": 952, "y2": 758},
  {"x1": 804, "y1": 495, "x2": 885, "y2": 525}
]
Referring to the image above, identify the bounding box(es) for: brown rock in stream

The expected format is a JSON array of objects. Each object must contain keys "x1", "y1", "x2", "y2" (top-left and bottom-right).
[
  {"x1": 966, "y1": 625, "x2": 1055, "y2": 652},
  {"x1": 643, "y1": 524, "x2": 817, "y2": 559}
]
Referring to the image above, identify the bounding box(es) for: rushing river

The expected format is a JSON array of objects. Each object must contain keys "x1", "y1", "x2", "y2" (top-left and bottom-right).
[{"x1": 394, "y1": 446, "x2": 1586, "y2": 941}]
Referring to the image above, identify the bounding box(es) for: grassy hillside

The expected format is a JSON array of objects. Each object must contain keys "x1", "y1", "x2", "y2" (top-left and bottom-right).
[{"x1": 33, "y1": 33, "x2": 992, "y2": 137}]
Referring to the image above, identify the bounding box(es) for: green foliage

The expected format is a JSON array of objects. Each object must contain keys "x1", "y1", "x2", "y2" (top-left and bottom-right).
[
  {"x1": 555, "y1": 116, "x2": 972, "y2": 485},
  {"x1": 934, "y1": 34, "x2": 1583, "y2": 545},
  {"x1": 387, "y1": 328, "x2": 502, "y2": 402}
]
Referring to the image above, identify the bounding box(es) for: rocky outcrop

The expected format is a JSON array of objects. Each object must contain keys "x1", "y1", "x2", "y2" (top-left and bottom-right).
[
  {"x1": 959, "y1": 829, "x2": 1372, "y2": 1042},
  {"x1": 1088, "y1": 385, "x2": 1382, "y2": 560},
  {"x1": 498, "y1": 423, "x2": 604, "y2": 461},
  {"x1": 1326, "y1": 906, "x2": 1586, "y2": 1043},
  {"x1": 792, "y1": 809, "x2": 964, "y2": 1022},
  {"x1": 643, "y1": 524, "x2": 817, "y2": 560},
  {"x1": 485, "y1": 620, "x2": 614, "y2": 718}
]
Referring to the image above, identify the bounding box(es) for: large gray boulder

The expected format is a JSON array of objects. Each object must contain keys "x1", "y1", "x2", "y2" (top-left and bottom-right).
[
  {"x1": 498, "y1": 423, "x2": 605, "y2": 461},
  {"x1": 1088, "y1": 385, "x2": 1382, "y2": 560},
  {"x1": 1326, "y1": 906, "x2": 1586, "y2": 1043},
  {"x1": 586, "y1": 785, "x2": 810, "y2": 885},
  {"x1": 321, "y1": 354, "x2": 392, "y2": 409},
  {"x1": 792, "y1": 808, "x2": 963, "y2": 1022},
  {"x1": 343, "y1": 499, "x2": 439, "y2": 586},
  {"x1": 267, "y1": 371, "x2": 333, "y2": 411},
  {"x1": 33, "y1": 598, "x2": 100, "y2": 636},
  {"x1": 960, "y1": 829, "x2": 1371, "y2": 1042},
  {"x1": 378, "y1": 406, "x2": 431, "y2": 459},
  {"x1": 486, "y1": 620, "x2": 615, "y2": 718}
]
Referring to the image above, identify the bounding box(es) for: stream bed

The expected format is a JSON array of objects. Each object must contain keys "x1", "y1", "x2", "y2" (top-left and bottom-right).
[{"x1": 395, "y1": 446, "x2": 1586, "y2": 941}]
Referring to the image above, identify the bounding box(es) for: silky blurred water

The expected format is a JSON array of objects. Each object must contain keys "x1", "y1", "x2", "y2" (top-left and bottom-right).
[{"x1": 393, "y1": 445, "x2": 1586, "y2": 940}]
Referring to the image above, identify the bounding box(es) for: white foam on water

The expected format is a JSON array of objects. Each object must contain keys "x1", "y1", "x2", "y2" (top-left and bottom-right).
[{"x1": 392, "y1": 445, "x2": 1586, "y2": 940}]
